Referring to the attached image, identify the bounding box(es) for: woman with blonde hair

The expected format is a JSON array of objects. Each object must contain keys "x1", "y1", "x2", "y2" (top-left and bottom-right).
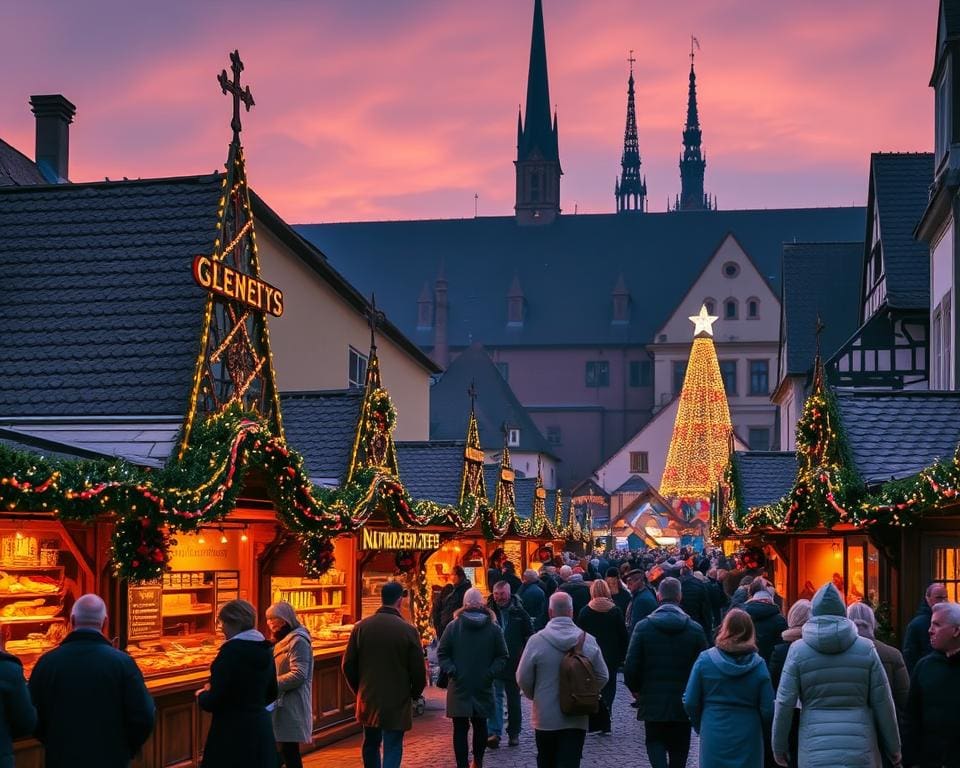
[
  {"x1": 847, "y1": 602, "x2": 909, "y2": 717},
  {"x1": 198, "y1": 599, "x2": 277, "y2": 768},
  {"x1": 265, "y1": 601, "x2": 314, "y2": 768},
  {"x1": 438, "y1": 587, "x2": 508, "y2": 768},
  {"x1": 683, "y1": 608, "x2": 774, "y2": 768},
  {"x1": 577, "y1": 578, "x2": 629, "y2": 733}
]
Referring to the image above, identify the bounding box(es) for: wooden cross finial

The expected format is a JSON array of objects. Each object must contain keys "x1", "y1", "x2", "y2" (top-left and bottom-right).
[
  {"x1": 814, "y1": 312, "x2": 826, "y2": 358},
  {"x1": 467, "y1": 380, "x2": 478, "y2": 412},
  {"x1": 218, "y1": 50, "x2": 255, "y2": 140},
  {"x1": 627, "y1": 50, "x2": 636, "y2": 74},
  {"x1": 366, "y1": 293, "x2": 386, "y2": 352}
]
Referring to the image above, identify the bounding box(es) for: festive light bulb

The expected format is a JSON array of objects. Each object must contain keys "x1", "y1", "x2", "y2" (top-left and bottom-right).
[
  {"x1": 240, "y1": 531, "x2": 248, "y2": 543},
  {"x1": 198, "y1": 533, "x2": 206, "y2": 545},
  {"x1": 14, "y1": 530, "x2": 23, "y2": 540},
  {"x1": 220, "y1": 532, "x2": 228, "y2": 544}
]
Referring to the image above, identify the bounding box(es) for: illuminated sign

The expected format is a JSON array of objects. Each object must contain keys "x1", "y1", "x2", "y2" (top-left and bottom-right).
[
  {"x1": 360, "y1": 528, "x2": 440, "y2": 551},
  {"x1": 464, "y1": 446, "x2": 484, "y2": 463},
  {"x1": 192, "y1": 254, "x2": 284, "y2": 317},
  {"x1": 500, "y1": 468, "x2": 515, "y2": 482}
]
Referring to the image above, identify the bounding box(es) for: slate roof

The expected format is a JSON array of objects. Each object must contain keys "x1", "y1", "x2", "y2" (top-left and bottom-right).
[
  {"x1": 295, "y1": 207, "x2": 865, "y2": 349},
  {"x1": 0, "y1": 427, "x2": 116, "y2": 462},
  {"x1": 782, "y1": 242, "x2": 862, "y2": 375},
  {"x1": 430, "y1": 343, "x2": 554, "y2": 457},
  {"x1": 0, "y1": 139, "x2": 46, "y2": 186},
  {"x1": 613, "y1": 475, "x2": 656, "y2": 494},
  {"x1": 732, "y1": 451, "x2": 798, "y2": 510},
  {"x1": 395, "y1": 441, "x2": 464, "y2": 506},
  {"x1": 870, "y1": 153, "x2": 934, "y2": 309},
  {"x1": 0, "y1": 421, "x2": 180, "y2": 468},
  {"x1": 280, "y1": 390, "x2": 362, "y2": 484},
  {"x1": 0, "y1": 174, "x2": 223, "y2": 418},
  {"x1": 835, "y1": 390, "x2": 960, "y2": 484}
]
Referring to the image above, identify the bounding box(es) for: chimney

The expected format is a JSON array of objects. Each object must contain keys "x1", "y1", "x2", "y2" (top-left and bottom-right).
[{"x1": 30, "y1": 94, "x2": 76, "y2": 183}]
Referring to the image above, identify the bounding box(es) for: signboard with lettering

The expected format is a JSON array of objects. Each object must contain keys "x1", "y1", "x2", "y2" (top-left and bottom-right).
[
  {"x1": 360, "y1": 528, "x2": 440, "y2": 551},
  {"x1": 128, "y1": 584, "x2": 163, "y2": 641},
  {"x1": 168, "y1": 531, "x2": 240, "y2": 571},
  {"x1": 192, "y1": 254, "x2": 284, "y2": 317}
]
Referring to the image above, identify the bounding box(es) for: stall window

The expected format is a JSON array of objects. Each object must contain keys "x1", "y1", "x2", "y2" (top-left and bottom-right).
[
  {"x1": 930, "y1": 544, "x2": 960, "y2": 601},
  {"x1": 796, "y1": 538, "x2": 845, "y2": 602}
]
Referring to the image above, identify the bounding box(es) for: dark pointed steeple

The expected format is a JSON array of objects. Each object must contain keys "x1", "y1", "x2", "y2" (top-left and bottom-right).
[
  {"x1": 515, "y1": 0, "x2": 562, "y2": 226},
  {"x1": 616, "y1": 52, "x2": 646, "y2": 214},
  {"x1": 674, "y1": 39, "x2": 714, "y2": 212}
]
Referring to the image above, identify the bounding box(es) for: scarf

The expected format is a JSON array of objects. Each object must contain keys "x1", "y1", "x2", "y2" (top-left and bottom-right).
[
  {"x1": 781, "y1": 626, "x2": 803, "y2": 642},
  {"x1": 587, "y1": 596, "x2": 615, "y2": 612}
]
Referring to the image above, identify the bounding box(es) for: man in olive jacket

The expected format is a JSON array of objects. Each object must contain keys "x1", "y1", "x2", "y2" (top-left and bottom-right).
[
  {"x1": 623, "y1": 577, "x2": 706, "y2": 768},
  {"x1": 28, "y1": 594, "x2": 154, "y2": 768},
  {"x1": 343, "y1": 582, "x2": 426, "y2": 768}
]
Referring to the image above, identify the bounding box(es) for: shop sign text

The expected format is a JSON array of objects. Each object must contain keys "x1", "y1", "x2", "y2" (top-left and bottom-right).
[{"x1": 361, "y1": 528, "x2": 440, "y2": 551}]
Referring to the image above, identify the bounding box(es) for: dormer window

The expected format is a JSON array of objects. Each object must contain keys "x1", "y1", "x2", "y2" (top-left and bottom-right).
[
  {"x1": 507, "y1": 296, "x2": 524, "y2": 325},
  {"x1": 507, "y1": 428, "x2": 521, "y2": 447}
]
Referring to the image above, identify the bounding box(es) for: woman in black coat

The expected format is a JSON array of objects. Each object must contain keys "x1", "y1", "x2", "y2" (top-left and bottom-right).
[
  {"x1": 766, "y1": 599, "x2": 811, "y2": 768},
  {"x1": 577, "y1": 579, "x2": 629, "y2": 734},
  {"x1": 198, "y1": 599, "x2": 278, "y2": 768}
]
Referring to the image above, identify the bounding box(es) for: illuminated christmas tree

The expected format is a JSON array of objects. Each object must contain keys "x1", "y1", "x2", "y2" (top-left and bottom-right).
[{"x1": 660, "y1": 305, "x2": 733, "y2": 498}]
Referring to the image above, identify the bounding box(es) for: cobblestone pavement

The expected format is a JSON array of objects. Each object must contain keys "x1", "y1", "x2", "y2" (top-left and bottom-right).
[{"x1": 304, "y1": 674, "x2": 700, "y2": 767}]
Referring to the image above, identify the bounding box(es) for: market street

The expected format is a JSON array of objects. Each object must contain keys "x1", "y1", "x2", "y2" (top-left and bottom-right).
[{"x1": 304, "y1": 674, "x2": 700, "y2": 768}]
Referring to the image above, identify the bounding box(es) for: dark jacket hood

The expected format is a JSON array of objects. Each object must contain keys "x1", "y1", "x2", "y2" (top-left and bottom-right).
[
  {"x1": 458, "y1": 606, "x2": 494, "y2": 629},
  {"x1": 706, "y1": 646, "x2": 764, "y2": 677},
  {"x1": 648, "y1": 604, "x2": 692, "y2": 634}
]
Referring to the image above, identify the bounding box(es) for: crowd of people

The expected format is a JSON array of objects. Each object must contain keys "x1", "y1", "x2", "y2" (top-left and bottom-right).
[
  {"x1": 349, "y1": 547, "x2": 960, "y2": 768},
  {"x1": 1, "y1": 547, "x2": 958, "y2": 768}
]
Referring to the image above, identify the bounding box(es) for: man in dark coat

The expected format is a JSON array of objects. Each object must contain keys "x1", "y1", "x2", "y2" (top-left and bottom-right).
[
  {"x1": 742, "y1": 583, "x2": 787, "y2": 664},
  {"x1": 903, "y1": 582, "x2": 948, "y2": 674},
  {"x1": 624, "y1": 577, "x2": 707, "y2": 768},
  {"x1": 679, "y1": 566, "x2": 713, "y2": 640},
  {"x1": 558, "y1": 565, "x2": 591, "y2": 621},
  {"x1": 0, "y1": 647, "x2": 35, "y2": 768},
  {"x1": 517, "y1": 569, "x2": 547, "y2": 630},
  {"x1": 625, "y1": 568, "x2": 659, "y2": 637},
  {"x1": 438, "y1": 566, "x2": 472, "y2": 637},
  {"x1": 902, "y1": 601, "x2": 960, "y2": 767},
  {"x1": 486, "y1": 581, "x2": 533, "y2": 748},
  {"x1": 29, "y1": 593, "x2": 155, "y2": 768},
  {"x1": 343, "y1": 581, "x2": 427, "y2": 768},
  {"x1": 538, "y1": 566, "x2": 559, "y2": 598},
  {"x1": 705, "y1": 568, "x2": 729, "y2": 629}
]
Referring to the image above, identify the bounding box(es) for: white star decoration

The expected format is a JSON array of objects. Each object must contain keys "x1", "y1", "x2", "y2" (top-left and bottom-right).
[{"x1": 689, "y1": 304, "x2": 718, "y2": 337}]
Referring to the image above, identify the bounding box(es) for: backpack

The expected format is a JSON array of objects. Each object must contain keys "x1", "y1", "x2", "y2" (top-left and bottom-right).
[{"x1": 558, "y1": 631, "x2": 600, "y2": 715}]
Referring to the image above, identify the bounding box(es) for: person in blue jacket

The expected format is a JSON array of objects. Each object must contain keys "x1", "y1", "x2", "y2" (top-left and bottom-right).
[{"x1": 683, "y1": 608, "x2": 774, "y2": 768}]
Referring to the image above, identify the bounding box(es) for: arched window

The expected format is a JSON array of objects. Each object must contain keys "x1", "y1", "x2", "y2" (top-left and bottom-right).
[
  {"x1": 747, "y1": 298, "x2": 760, "y2": 319},
  {"x1": 724, "y1": 298, "x2": 738, "y2": 320},
  {"x1": 703, "y1": 298, "x2": 716, "y2": 316}
]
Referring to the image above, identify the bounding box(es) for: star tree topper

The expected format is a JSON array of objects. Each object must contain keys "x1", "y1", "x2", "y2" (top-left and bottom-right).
[{"x1": 689, "y1": 304, "x2": 718, "y2": 337}]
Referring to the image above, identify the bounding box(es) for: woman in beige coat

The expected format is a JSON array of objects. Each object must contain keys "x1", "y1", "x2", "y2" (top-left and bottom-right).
[
  {"x1": 266, "y1": 602, "x2": 314, "y2": 768},
  {"x1": 847, "y1": 602, "x2": 910, "y2": 717}
]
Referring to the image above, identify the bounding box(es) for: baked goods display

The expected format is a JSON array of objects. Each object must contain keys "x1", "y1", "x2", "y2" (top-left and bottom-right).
[
  {"x1": 0, "y1": 573, "x2": 60, "y2": 595},
  {"x1": 128, "y1": 636, "x2": 220, "y2": 674},
  {"x1": 270, "y1": 572, "x2": 352, "y2": 648}
]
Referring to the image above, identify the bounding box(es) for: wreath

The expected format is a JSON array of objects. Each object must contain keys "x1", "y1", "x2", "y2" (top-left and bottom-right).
[
  {"x1": 537, "y1": 546, "x2": 553, "y2": 563},
  {"x1": 301, "y1": 536, "x2": 336, "y2": 577},
  {"x1": 367, "y1": 388, "x2": 397, "y2": 432},
  {"x1": 395, "y1": 549, "x2": 416, "y2": 574}
]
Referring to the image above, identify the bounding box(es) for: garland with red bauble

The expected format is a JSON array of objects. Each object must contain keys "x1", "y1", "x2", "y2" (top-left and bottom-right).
[{"x1": 394, "y1": 550, "x2": 415, "y2": 574}]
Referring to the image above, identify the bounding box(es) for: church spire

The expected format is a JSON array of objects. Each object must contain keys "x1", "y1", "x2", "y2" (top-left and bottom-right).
[
  {"x1": 674, "y1": 38, "x2": 713, "y2": 212},
  {"x1": 515, "y1": 0, "x2": 562, "y2": 226},
  {"x1": 616, "y1": 52, "x2": 646, "y2": 214}
]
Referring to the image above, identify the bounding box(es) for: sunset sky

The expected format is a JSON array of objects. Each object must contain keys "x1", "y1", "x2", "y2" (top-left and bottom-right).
[{"x1": 0, "y1": 1, "x2": 939, "y2": 222}]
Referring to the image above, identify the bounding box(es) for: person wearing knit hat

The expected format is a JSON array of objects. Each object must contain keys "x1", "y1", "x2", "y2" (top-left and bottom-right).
[
  {"x1": 771, "y1": 583, "x2": 901, "y2": 768},
  {"x1": 265, "y1": 601, "x2": 313, "y2": 768}
]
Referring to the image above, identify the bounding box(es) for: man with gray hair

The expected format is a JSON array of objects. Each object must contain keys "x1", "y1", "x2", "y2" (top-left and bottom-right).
[
  {"x1": 903, "y1": 601, "x2": 960, "y2": 767},
  {"x1": 517, "y1": 568, "x2": 547, "y2": 630},
  {"x1": 624, "y1": 577, "x2": 706, "y2": 768},
  {"x1": 29, "y1": 593, "x2": 155, "y2": 768},
  {"x1": 903, "y1": 581, "x2": 949, "y2": 674},
  {"x1": 517, "y1": 591, "x2": 608, "y2": 767}
]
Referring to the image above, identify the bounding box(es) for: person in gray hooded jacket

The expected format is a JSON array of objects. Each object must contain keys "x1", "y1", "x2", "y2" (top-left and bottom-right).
[
  {"x1": 516, "y1": 591, "x2": 609, "y2": 768},
  {"x1": 772, "y1": 582, "x2": 902, "y2": 768},
  {"x1": 266, "y1": 601, "x2": 314, "y2": 768}
]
